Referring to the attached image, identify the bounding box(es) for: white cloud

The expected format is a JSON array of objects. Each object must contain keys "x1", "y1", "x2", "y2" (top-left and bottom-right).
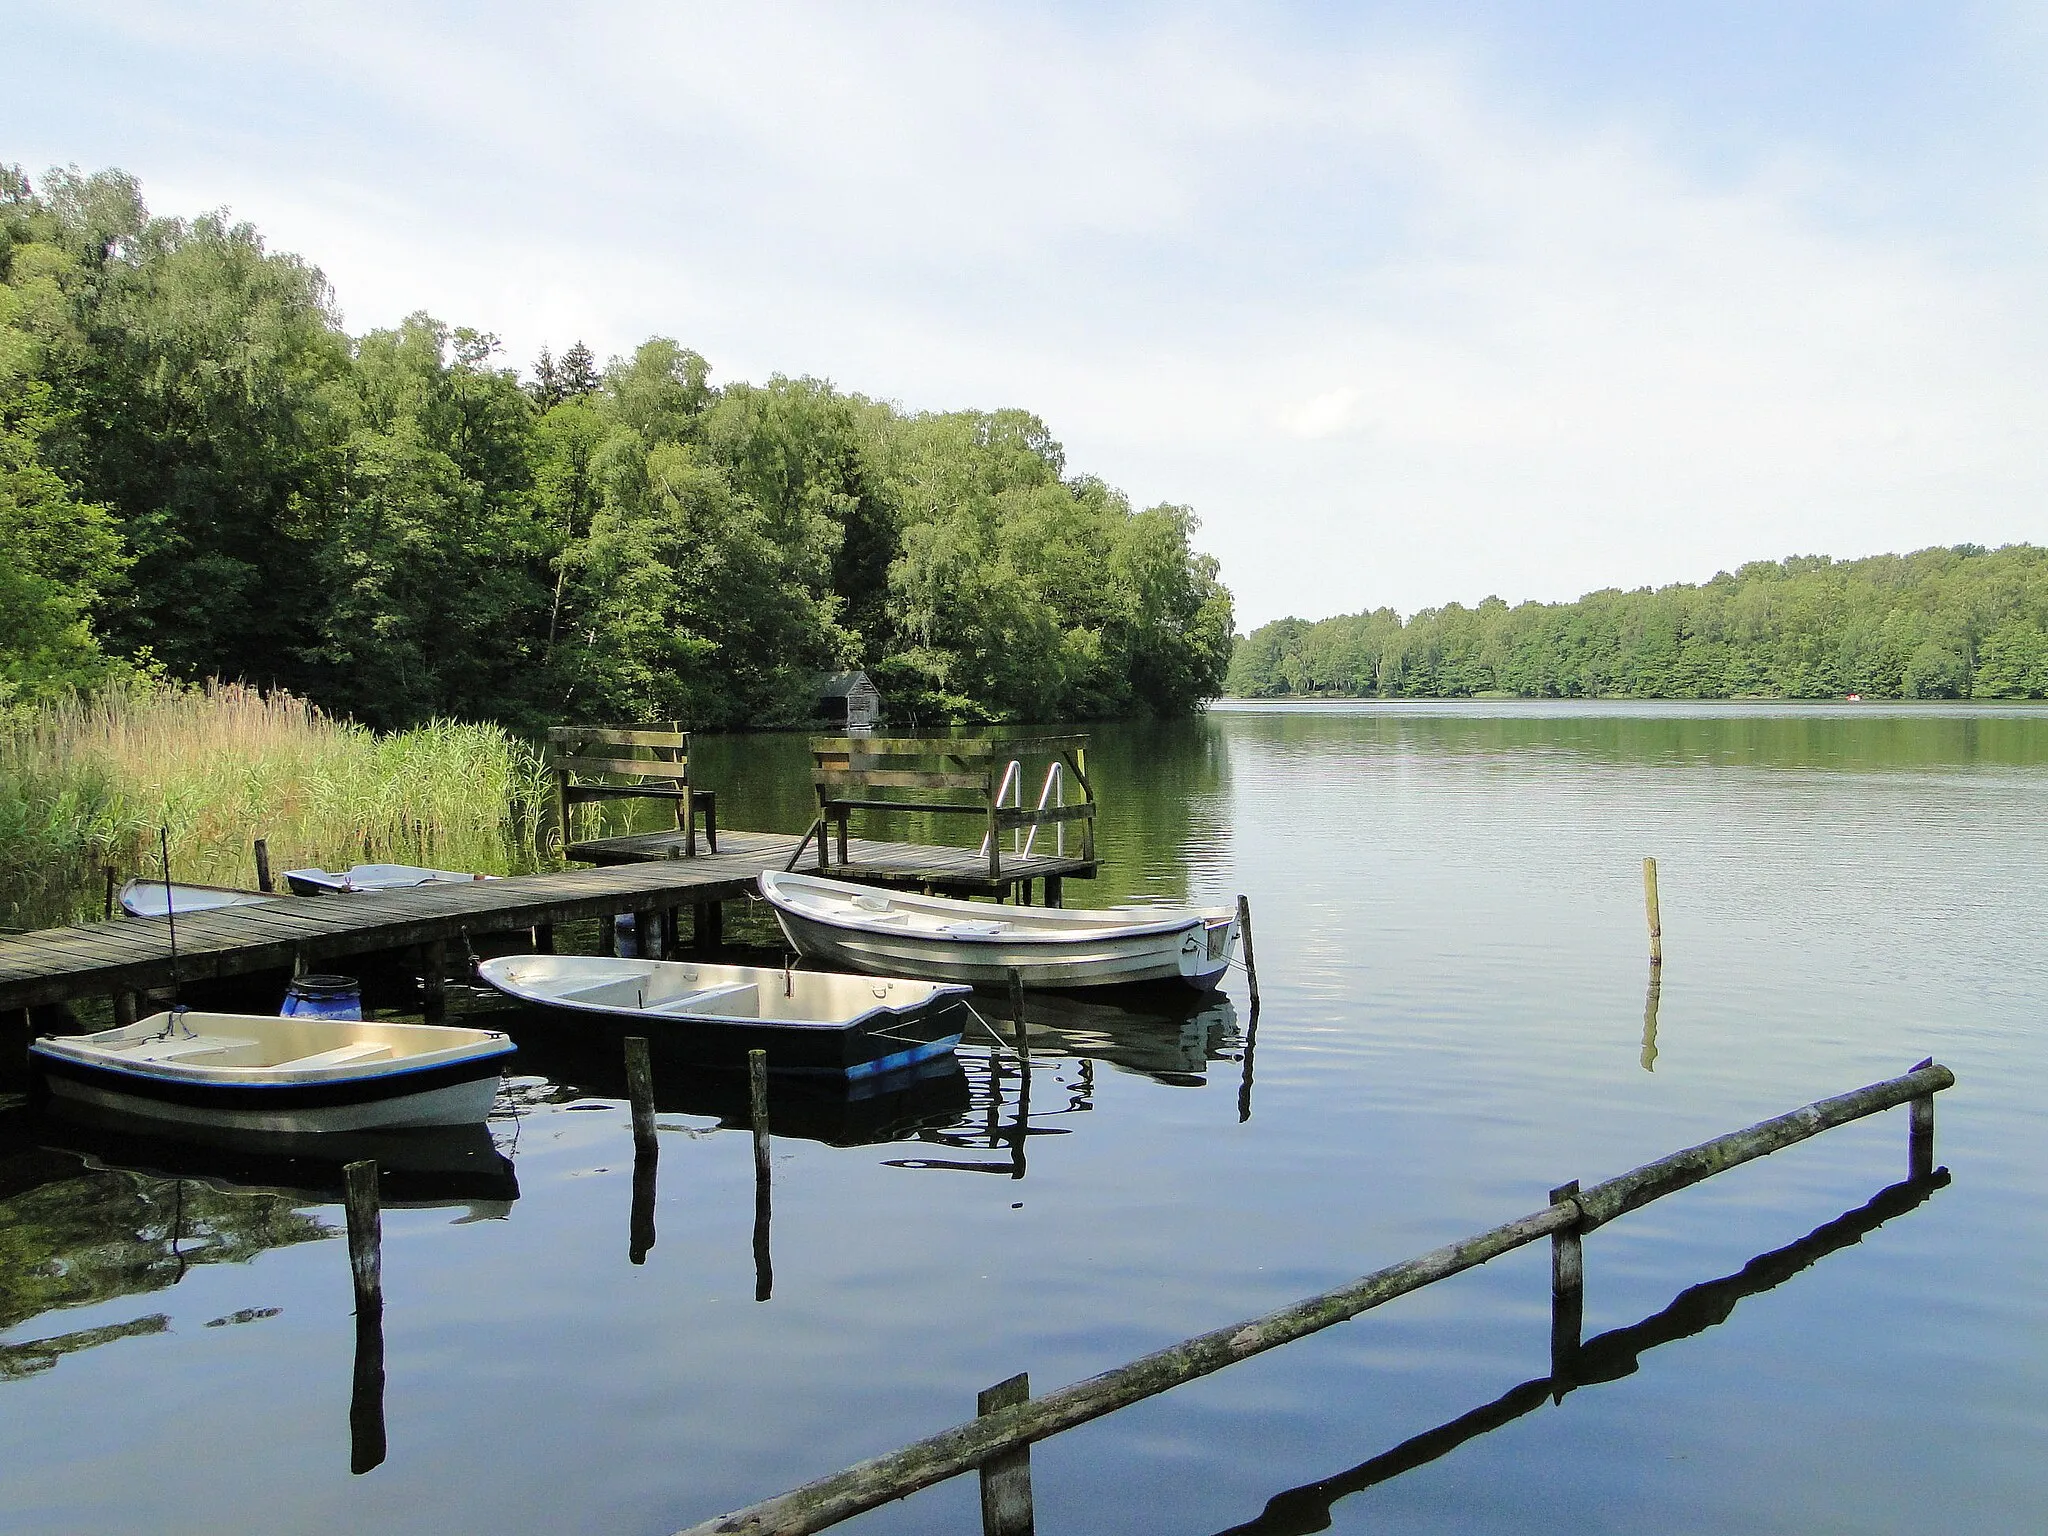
[{"x1": 20, "y1": 2, "x2": 2048, "y2": 625}]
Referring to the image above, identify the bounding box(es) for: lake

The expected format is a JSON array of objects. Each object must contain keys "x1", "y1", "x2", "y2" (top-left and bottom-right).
[{"x1": 3, "y1": 700, "x2": 2044, "y2": 1534}]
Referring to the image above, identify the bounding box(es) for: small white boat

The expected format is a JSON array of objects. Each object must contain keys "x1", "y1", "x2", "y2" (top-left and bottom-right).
[
  {"x1": 118, "y1": 878, "x2": 279, "y2": 918},
  {"x1": 283, "y1": 863, "x2": 493, "y2": 896},
  {"x1": 31, "y1": 1012, "x2": 515, "y2": 1133},
  {"x1": 758, "y1": 871, "x2": 1240, "y2": 991},
  {"x1": 477, "y1": 954, "x2": 971, "y2": 1078}
]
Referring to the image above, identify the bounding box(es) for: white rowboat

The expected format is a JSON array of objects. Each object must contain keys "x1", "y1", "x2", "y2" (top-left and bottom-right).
[
  {"x1": 477, "y1": 954, "x2": 970, "y2": 1078},
  {"x1": 757, "y1": 871, "x2": 1240, "y2": 991},
  {"x1": 32, "y1": 1012, "x2": 515, "y2": 1133},
  {"x1": 118, "y1": 878, "x2": 279, "y2": 917},
  {"x1": 283, "y1": 863, "x2": 493, "y2": 895}
]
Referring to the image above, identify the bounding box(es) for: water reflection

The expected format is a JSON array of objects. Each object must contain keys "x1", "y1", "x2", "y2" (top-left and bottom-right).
[
  {"x1": 1215, "y1": 1169, "x2": 1952, "y2": 1536},
  {"x1": 1639, "y1": 966, "x2": 1662, "y2": 1073}
]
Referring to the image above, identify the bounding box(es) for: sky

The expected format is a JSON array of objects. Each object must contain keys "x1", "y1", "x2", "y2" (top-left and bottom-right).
[{"x1": 9, "y1": 1, "x2": 2047, "y2": 628}]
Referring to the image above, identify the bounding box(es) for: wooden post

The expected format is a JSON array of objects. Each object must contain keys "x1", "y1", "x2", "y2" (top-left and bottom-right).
[
  {"x1": 987, "y1": 777, "x2": 1002, "y2": 883},
  {"x1": 113, "y1": 991, "x2": 137, "y2": 1027},
  {"x1": 103, "y1": 865, "x2": 118, "y2": 921},
  {"x1": 977, "y1": 1373, "x2": 1036, "y2": 1536},
  {"x1": 253, "y1": 838, "x2": 274, "y2": 894},
  {"x1": 625, "y1": 1036, "x2": 658, "y2": 1154},
  {"x1": 1549, "y1": 1180, "x2": 1583, "y2": 1395},
  {"x1": 534, "y1": 923, "x2": 555, "y2": 954},
  {"x1": 1044, "y1": 875, "x2": 1063, "y2": 909},
  {"x1": 662, "y1": 907, "x2": 681, "y2": 961},
  {"x1": 1008, "y1": 968, "x2": 1028, "y2": 1063},
  {"x1": 1236, "y1": 895, "x2": 1260, "y2": 1011},
  {"x1": 835, "y1": 808, "x2": 850, "y2": 868},
  {"x1": 1909, "y1": 1056, "x2": 1936, "y2": 1179},
  {"x1": 750, "y1": 1048, "x2": 773, "y2": 1302},
  {"x1": 343, "y1": 1160, "x2": 382, "y2": 1318},
  {"x1": 1643, "y1": 857, "x2": 1663, "y2": 967},
  {"x1": 634, "y1": 909, "x2": 658, "y2": 960},
  {"x1": 694, "y1": 901, "x2": 723, "y2": 956},
  {"x1": 420, "y1": 940, "x2": 447, "y2": 1021}
]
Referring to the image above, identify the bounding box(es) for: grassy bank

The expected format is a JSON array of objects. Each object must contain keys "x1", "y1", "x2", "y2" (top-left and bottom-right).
[{"x1": 0, "y1": 682, "x2": 549, "y2": 929}]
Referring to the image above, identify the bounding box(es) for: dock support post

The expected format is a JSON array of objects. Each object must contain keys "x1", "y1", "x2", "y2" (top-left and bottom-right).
[
  {"x1": 633, "y1": 909, "x2": 657, "y2": 960},
  {"x1": 420, "y1": 941, "x2": 447, "y2": 1021},
  {"x1": 694, "y1": 901, "x2": 723, "y2": 956},
  {"x1": 1236, "y1": 894, "x2": 1260, "y2": 1012},
  {"x1": 1044, "y1": 875, "x2": 1062, "y2": 908},
  {"x1": 977, "y1": 1373, "x2": 1035, "y2": 1536},
  {"x1": 103, "y1": 865, "x2": 118, "y2": 921},
  {"x1": 1549, "y1": 1180, "x2": 1583, "y2": 1396},
  {"x1": 1909, "y1": 1056, "x2": 1936, "y2": 1179},
  {"x1": 750, "y1": 1048, "x2": 773, "y2": 1302},
  {"x1": 662, "y1": 907, "x2": 681, "y2": 961},
  {"x1": 254, "y1": 838, "x2": 274, "y2": 894},
  {"x1": 113, "y1": 991, "x2": 137, "y2": 1027},
  {"x1": 626, "y1": 1036, "x2": 658, "y2": 1264},
  {"x1": 534, "y1": 923, "x2": 555, "y2": 954},
  {"x1": 1643, "y1": 857, "x2": 1663, "y2": 967},
  {"x1": 344, "y1": 1158, "x2": 387, "y2": 1474}
]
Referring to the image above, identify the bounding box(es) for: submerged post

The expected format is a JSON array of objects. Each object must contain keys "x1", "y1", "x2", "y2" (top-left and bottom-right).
[
  {"x1": 1008, "y1": 968, "x2": 1028, "y2": 1062},
  {"x1": 1643, "y1": 858, "x2": 1663, "y2": 967},
  {"x1": 1236, "y1": 894, "x2": 1260, "y2": 1011},
  {"x1": 977, "y1": 1373, "x2": 1036, "y2": 1536},
  {"x1": 1548, "y1": 1180, "x2": 1583, "y2": 1394},
  {"x1": 1909, "y1": 1056, "x2": 1936, "y2": 1179},
  {"x1": 254, "y1": 838, "x2": 274, "y2": 894}
]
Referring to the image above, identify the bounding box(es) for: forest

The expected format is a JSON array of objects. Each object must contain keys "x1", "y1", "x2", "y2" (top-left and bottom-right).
[
  {"x1": 1228, "y1": 544, "x2": 2048, "y2": 701},
  {"x1": 1, "y1": 164, "x2": 1235, "y2": 729}
]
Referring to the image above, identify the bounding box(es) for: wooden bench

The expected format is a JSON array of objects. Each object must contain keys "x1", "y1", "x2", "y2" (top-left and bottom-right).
[
  {"x1": 548, "y1": 727, "x2": 717, "y2": 856},
  {"x1": 798, "y1": 734, "x2": 1096, "y2": 885}
]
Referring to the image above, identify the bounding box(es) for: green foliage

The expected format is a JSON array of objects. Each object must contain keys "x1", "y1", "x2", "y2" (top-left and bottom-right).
[
  {"x1": 1228, "y1": 546, "x2": 2048, "y2": 700},
  {"x1": 1, "y1": 164, "x2": 1231, "y2": 728}
]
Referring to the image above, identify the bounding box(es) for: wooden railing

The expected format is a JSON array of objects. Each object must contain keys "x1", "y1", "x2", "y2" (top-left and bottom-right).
[
  {"x1": 549, "y1": 726, "x2": 716, "y2": 856},
  {"x1": 801, "y1": 735, "x2": 1096, "y2": 881}
]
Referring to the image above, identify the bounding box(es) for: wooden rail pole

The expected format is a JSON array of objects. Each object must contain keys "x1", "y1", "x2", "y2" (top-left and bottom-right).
[
  {"x1": 1643, "y1": 858, "x2": 1663, "y2": 967},
  {"x1": 673, "y1": 1062, "x2": 1954, "y2": 1536},
  {"x1": 1548, "y1": 1180, "x2": 1584, "y2": 1394},
  {"x1": 977, "y1": 1374, "x2": 1036, "y2": 1536},
  {"x1": 254, "y1": 838, "x2": 274, "y2": 894},
  {"x1": 1909, "y1": 1056, "x2": 1936, "y2": 1179},
  {"x1": 1236, "y1": 895, "x2": 1260, "y2": 1011},
  {"x1": 751, "y1": 1048, "x2": 773, "y2": 1302}
]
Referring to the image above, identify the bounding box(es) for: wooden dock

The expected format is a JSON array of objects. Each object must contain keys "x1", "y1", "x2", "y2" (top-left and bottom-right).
[
  {"x1": 0, "y1": 828, "x2": 1095, "y2": 1016},
  {"x1": 571, "y1": 827, "x2": 1098, "y2": 903}
]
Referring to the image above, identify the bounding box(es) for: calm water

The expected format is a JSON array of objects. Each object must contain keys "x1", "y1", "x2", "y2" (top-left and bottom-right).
[{"x1": 3, "y1": 701, "x2": 2045, "y2": 1534}]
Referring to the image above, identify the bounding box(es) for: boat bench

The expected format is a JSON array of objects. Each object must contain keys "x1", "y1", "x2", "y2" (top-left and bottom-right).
[
  {"x1": 120, "y1": 1034, "x2": 260, "y2": 1063},
  {"x1": 646, "y1": 982, "x2": 758, "y2": 1017},
  {"x1": 276, "y1": 1042, "x2": 394, "y2": 1070}
]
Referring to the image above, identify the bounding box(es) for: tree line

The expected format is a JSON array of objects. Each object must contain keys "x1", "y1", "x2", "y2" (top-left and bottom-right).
[
  {"x1": 1, "y1": 165, "x2": 1234, "y2": 728},
  {"x1": 1228, "y1": 545, "x2": 2048, "y2": 700}
]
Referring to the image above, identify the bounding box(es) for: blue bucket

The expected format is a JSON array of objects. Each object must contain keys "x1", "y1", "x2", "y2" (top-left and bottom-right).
[{"x1": 282, "y1": 974, "x2": 363, "y2": 1021}]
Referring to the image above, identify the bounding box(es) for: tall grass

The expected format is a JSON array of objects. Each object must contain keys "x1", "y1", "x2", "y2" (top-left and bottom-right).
[{"x1": 0, "y1": 682, "x2": 550, "y2": 929}]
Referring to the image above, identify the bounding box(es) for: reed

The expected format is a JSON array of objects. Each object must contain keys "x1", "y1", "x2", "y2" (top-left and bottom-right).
[{"x1": 0, "y1": 680, "x2": 549, "y2": 928}]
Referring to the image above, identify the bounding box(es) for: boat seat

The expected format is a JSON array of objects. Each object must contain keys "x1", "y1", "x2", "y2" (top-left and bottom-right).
[
  {"x1": 647, "y1": 982, "x2": 759, "y2": 1017},
  {"x1": 125, "y1": 1034, "x2": 260, "y2": 1063},
  {"x1": 275, "y1": 1042, "x2": 395, "y2": 1070}
]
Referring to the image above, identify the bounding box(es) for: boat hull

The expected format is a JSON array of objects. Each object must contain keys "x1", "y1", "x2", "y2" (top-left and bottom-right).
[
  {"x1": 33, "y1": 1055, "x2": 506, "y2": 1134},
  {"x1": 769, "y1": 905, "x2": 1234, "y2": 991}
]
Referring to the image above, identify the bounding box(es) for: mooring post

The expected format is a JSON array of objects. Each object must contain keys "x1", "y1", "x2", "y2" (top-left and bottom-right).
[
  {"x1": 420, "y1": 940, "x2": 447, "y2": 1021},
  {"x1": 1909, "y1": 1056, "x2": 1936, "y2": 1179},
  {"x1": 343, "y1": 1160, "x2": 383, "y2": 1318},
  {"x1": 1549, "y1": 1180, "x2": 1583, "y2": 1395},
  {"x1": 750, "y1": 1048, "x2": 773, "y2": 1301},
  {"x1": 1236, "y1": 894, "x2": 1260, "y2": 1011},
  {"x1": 627, "y1": 1034, "x2": 659, "y2": 1266},
  {"x1": 977, "y1": 1373, "x2": 1036, "y2": 1536},
  {"x1": 253, "y1": 838, "x2": 274, "y2": 894},
  {"x1": 103, "y1": 865, "x2": 118, "y2": 921},
  {"x1": 113, "y1": 991, "x2": 137, "y2": 1027},
  {"x1": 1643, "y1": 857, "x2": 1663, "y2": 967}
]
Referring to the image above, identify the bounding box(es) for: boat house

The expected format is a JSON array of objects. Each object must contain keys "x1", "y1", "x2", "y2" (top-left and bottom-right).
[{"x1": 817, "y1": 670, "x2": 882, "y2": 730}]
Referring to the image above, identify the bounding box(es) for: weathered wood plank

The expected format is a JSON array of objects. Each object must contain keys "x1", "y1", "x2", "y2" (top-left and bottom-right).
[
  {"x1": 547, "y1": 728, "x2": 688, "y2": 748},
  {"x1": 551, "y1": 755, "x2": 693, "y2": 780},
  {"x1": 814, "y1": 770, "x2": 991, "y2": 792},
  {"x1": 809, "y1": 736, "x2": 1087, "y2": 756}
]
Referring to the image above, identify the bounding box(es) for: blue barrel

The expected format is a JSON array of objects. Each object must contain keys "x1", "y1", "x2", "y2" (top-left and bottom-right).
[{"x1": 282, "y1": 974, "x2": 363, "y2": 1021}]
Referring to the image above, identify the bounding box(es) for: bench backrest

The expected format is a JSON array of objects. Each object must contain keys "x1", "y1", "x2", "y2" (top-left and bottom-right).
[{"x1": 547, "y1": 726, "x2": 695, "y2": 836}]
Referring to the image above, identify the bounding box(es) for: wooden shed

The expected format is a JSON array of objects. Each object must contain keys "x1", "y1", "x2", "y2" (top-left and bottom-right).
[{"x1": 817, "y1": 670, "x2": 882, "y2": 730}]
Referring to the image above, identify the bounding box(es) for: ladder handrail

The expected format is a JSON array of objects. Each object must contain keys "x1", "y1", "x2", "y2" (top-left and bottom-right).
[
  {"x1": 978, "y1": 760, "x2": 1025, "y2": 858},
  {"x1": 1023, "y1": 761, "x2": 1064, "y2": 859}
]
